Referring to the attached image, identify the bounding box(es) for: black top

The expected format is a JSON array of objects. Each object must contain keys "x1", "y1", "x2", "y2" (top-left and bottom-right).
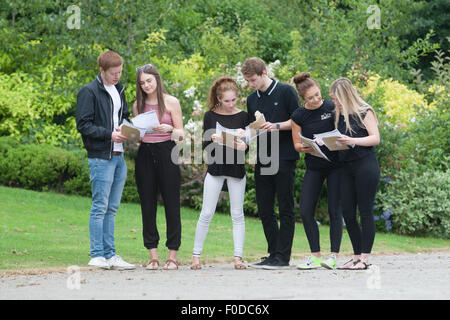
[
  {"x1": 246, "y1": 79, "x2": 300, "y2": 162},
  {"x1": 337, "y1": 111, "x2": 375, "y2": 162},
  {"x1": 291, "y1": 99, "x2": 339, "y2": 170},
  {"x1": 203, "y1": 110, "x2": 250, "y2": 179}
]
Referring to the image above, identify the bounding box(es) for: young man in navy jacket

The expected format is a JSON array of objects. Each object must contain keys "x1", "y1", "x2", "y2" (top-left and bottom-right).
[{"x1": 76, "y1": 50, "x2": 135, "y2": 270}]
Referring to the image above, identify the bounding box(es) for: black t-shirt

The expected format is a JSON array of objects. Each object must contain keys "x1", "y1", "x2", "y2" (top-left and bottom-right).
[
  {"x1": 337, "y1": 110, "x2": 375, "y2": 162},
  {"x1": 203, "y1": 110, "x2": 250, "y2": 179},
  {"x1": 246, "y1": 79, "x2": 300, "y2": 162},
  {"x1": 291, "y1": 99, "x2": 339, "y2": 170}
]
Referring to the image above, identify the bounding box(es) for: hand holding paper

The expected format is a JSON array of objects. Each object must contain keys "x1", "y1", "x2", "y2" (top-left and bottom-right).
[
  {"x1": 299, "y1": 133, "x2": 330, "y2": 161},
  {"x1": 121, "y1": 110, "x2": 161, "y2": 140},
  {"x1": 121, "y1": 119, "x2": 145, "y2": 139},
  {"x1": 130, "y1": 110, "x2": 160, "y2": 133},
  {"x1": 215, "y1": 122, "x2": 247, "y2": 150},
  {"x1": 249, "y1": 111, "x2": 266, "y2": 130},
  {"x1": 112, "y1": 126, "x2": 129, "y2": 143},
  {"x1": 314, "y1": 129, "x2": 349, "y2": 151}
]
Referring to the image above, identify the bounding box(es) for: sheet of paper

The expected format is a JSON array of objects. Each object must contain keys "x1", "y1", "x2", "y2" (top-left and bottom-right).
[
  {"x1": 299, "y1": 133, "x2": 330, "y2": 161},
  {"x1": 249, "y1": 111, "x2": 266, "y2": 130},
  {"x1": 121, "y1": 119, "x2": 146, "y2": 139},
  {"x1": 216, "y1": 122, "x2": 244, "y2": 148},
  {"x1": 314, "y1": 129, "x2": 349, "y2": 151},
  {"x1": 245, "y1": 125, "x2": 267, "y2": 144},
  {"x1": 131, "y1": 110, "x2": 160, "y2": 133}
]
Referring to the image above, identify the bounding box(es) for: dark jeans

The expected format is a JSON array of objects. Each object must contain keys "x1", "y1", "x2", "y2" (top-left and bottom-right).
[
  {"x1": 255, "y1": 160, "x2": 296, "y2": 263},
  {"x1": 299, "y1": 166, "x2": 342, "y2": 253},
  {"x1": 135, "y1": 141, "x2": 181, "y2": 251},
  {"x1": 340, "y1": 152, "x2": 380, "y2": 255}
]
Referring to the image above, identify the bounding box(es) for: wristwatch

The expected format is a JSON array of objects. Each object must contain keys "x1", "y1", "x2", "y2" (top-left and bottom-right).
[{"x1": 275, "y1": 123, "x2": 280, "y2": 130}]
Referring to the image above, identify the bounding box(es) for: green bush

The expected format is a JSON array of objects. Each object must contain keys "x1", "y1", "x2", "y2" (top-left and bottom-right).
[
  {"x1": 0, "y1": 137, "x2": 83, "y2": 192},
  {"x1": 376, "y1": 162, "x2": 450, "y2": 238},
  {"x1": 121, "y1": 159, "x2": 140, "y2": 204},
  {"x1": 0, "y1": 137, "x2": 140, "y2": 203}
]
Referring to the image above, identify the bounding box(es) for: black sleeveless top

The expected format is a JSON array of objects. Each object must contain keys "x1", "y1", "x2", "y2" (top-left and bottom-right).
[{"x1": 337, "y1": 111, "x2": 375, "y2": 162}]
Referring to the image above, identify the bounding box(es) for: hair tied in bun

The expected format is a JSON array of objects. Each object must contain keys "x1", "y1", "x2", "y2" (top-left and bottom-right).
[{"x1": 293, "y1": 72, "x2": 311, "y2": 84}]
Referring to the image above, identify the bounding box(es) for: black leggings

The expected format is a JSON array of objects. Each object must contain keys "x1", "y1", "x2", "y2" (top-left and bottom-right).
[
  {"x1": 299, "y1": 167, "x2": 342, "y2": 253},
  {"x1": 340, "y1": 152, "x2": 380, "y2": 255},
  {"x1": 135, "y1": 141, "x2": 181, "y2": 251}
]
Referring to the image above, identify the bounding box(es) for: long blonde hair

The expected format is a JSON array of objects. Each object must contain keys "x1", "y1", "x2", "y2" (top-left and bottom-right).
[{"x1": 330, "y1": 77, "x2": 374, "y2": 135}]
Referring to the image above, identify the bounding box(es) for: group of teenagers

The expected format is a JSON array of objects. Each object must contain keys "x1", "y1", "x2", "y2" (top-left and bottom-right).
[{"x1": 76, "y1": 50, "x2": 380, "y2": 272}]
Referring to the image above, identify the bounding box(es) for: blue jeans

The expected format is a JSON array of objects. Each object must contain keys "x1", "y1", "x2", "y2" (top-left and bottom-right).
[{"x1": 88, "y1": 154, "x2": 127, "y2": 259}]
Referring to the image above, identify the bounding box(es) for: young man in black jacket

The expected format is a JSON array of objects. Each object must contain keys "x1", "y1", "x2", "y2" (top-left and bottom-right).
[
  {"x1": 76, "y1": 50, "x2": 135, "y2": 270},
  {"x1": 242, "y1": 57, "x2": 299, "y2": 269}
]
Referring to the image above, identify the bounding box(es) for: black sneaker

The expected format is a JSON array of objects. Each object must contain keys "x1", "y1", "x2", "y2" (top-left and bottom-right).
[
  {"x1": 262, "y1": 259, "x2": 290, "y2": 270},
  {"x1": 249, "y1": 256, "x2": 275, "y2": 269}
]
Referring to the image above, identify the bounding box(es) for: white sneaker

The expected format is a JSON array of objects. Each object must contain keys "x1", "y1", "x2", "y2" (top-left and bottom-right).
[
  {"x1": 106, "y1": 255, "x2": 136, "y2": 270},
  {"x1": 88, "y1": 257, "x2": 111, "y2": 269}
]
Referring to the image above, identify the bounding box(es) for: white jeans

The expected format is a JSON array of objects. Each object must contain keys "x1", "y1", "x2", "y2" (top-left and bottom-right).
[{"x1": 193, "y1": 173, "x2": 246, "y2": 258}]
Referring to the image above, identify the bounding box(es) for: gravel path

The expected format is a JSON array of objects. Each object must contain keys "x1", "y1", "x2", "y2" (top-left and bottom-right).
[{"x1": 1, "y1": 251, "x2": 449, "y2": 300}]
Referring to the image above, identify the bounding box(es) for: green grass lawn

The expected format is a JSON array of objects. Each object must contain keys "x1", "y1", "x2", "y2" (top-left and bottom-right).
[{"x1": 0, "y1": 186, "x2": 449, "y2": 270}]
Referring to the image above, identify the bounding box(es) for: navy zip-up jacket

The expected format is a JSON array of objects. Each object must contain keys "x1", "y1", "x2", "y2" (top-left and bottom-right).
[{"x1": 76, "y1": 74, "x2": 130, "y2": 159}]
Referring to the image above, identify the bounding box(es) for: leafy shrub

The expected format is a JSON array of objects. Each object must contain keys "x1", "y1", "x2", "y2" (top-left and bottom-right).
[
  {"x1": 376, "y1": 162, "x2": 450, "y2": 238},
  {"x1": 0, "y1": 137, "x2": 83, "y2": 192},
  {"x1": 120, "y1": 159, "x2": 140, "y2": 204},
  {"x1": 0, "y1": 136, "x2": 20, "y2": 155},
  {"x1": 0, "y1": 137, "x2": 140, "y2": 203},
  {"x1": 360, "y1": 74, "x2": 433, "y2": 126}
]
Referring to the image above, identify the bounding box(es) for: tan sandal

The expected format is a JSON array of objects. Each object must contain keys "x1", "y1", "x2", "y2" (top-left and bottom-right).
[
  {"x1": 190, "y1": 263, "x2": 202, "y2": 270},
  {"x1": 145, "y1": 259, "x2": 160, "y2": 270},
  {"x1": 234, "y1": 257, "x2": 247, "y2": 270},
  {"x1": 163, "y1": 259, "x2": 179, "y2": 270},
  {"x1": 191, "y1": 256, "x2": 201, "y2": 270}
]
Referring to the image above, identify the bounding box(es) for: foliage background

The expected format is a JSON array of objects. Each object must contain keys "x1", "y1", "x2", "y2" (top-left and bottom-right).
[{"x1": 0, "y1": 0, "x2": 448, "y2": 238}]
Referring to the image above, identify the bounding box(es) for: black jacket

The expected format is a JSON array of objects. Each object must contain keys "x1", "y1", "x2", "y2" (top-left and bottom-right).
[{"x1": 76, "y1": 74, "x2": 130, "y2": 159}]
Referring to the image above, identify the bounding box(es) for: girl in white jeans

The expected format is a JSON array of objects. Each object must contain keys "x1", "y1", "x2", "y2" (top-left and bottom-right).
[
  {"x1": 192, "y1": 174, "x2": 246, "y2": 258},
  {"x1": 191, "y1": 77, "x2": 250, "y2": 270}
]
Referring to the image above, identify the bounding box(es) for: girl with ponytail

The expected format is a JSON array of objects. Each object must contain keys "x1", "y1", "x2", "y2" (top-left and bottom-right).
[
  {"x1": 291, "y1": 72, "x2": 343, "y2": 270},
  {"x1": 191, "y1": 77, "x2": 250, "y2": 270}
]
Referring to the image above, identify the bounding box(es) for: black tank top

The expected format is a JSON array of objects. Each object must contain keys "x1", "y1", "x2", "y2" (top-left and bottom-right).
[{"x1": 337, "y1": 111, "x2": 375, "y2": 162}]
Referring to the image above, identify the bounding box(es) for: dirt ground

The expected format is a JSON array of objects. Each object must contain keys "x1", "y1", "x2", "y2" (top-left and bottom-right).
[{"x1": 1, "y1": 251, "x2": 449, "y2": 300}]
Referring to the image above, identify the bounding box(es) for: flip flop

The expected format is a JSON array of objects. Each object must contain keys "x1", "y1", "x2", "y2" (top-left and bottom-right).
[
  {"x1": 347, "y1": 260, "x2": 371, "y2": 270},
  {"x1": 163, "y1": 259, "x2": 179, "y2": 270},
  {"x1": 337, "y1": 258, "x2": 356, "y2": 270},
  {"x1": 234, "y1": 258, "x2": 247, "y2": 270},
  {"x1": 145, "y1": 259, "x2": 160, "y2": 270},
  {"x1": 190, "y1": 263, "x2": 202, "y2": 270}
]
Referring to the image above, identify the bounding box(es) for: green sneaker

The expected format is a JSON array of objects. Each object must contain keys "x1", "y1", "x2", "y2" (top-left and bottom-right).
[
  {"x1": 320, "y1": 254, "x2": 337, "y2": 270},
  {"x1": 297, "y1": 255, "x2": 323, "y2": 270}
]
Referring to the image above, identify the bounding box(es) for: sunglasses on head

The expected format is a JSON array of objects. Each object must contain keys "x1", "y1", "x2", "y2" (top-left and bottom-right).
[{"x1": 136, "y1": 63, "x2": 153, "y2": 72}]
